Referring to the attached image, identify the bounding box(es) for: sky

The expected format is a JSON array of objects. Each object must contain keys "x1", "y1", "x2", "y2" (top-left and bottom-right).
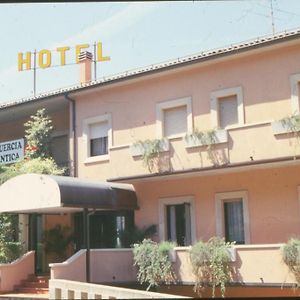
[{"x1": 1, "y1": 0, "x2": 300, "y2": 104}]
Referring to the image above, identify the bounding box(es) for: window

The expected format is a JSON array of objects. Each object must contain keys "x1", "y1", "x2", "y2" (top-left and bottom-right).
[
  {"x1": 224, "y1": 199, "x2": 244, "y2": 244},
  {"x1": 218, "y1": 95, "x2": 238, "y2": 128},
  {"x1": 159, "y1": 196, "x2": 196, "y2": 246},
  {"x1": 166, "y1": 203, "x2": 191, "y2": 246},
  {"x1": 83, "y1": 114, "x2": 112, "y2": 163},
  {"x1": 290, "y1": 73, "x2": 300, "y2": 115},
  {"x1": 156, "y1": 97, "x2": 192, "y2": 139},
  {"x1": 89, "y1": 122, "x2": 108, "y2": 156},
  {"x1": 164, "y1": 105, "x2": 187, "y2": 137},
  {"x1": 211, "y1": 87, "x2": 244, "y2": 128},
  {"x1": 215, "y1": 191, "x2": 250, "y2": 244}
]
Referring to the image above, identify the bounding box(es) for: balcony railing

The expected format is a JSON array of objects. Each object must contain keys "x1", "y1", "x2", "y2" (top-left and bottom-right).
[
  {"x1": 84, "y1": 120, "x2": 300, "y2": 180},
  {"x1": 50, "y1": 244, "x2": 297, "y2": 293}
]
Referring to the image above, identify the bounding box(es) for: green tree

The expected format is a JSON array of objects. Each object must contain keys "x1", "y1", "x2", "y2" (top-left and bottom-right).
[
  {"x1": 24, "y1": 108, "x2": 53, "y2": 159},
  {"x1": 0, "y1": 109, "x2": 64, "y2": 263}
]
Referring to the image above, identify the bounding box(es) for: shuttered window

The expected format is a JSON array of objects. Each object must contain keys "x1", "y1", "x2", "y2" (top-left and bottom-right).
[
  {"x1": 89, "y1": 122, "x2": 108, "y2": 156},
  {"x1": 218, "y1": 95, "x2": 238, "y2": 128},
  {"x1": 163, "y1": 105, "x2": 187, "y2": 137}
]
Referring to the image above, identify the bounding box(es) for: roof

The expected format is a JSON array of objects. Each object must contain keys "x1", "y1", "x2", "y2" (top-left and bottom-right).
[
  {"x1": 1, "y1": 27, "x2": 300, "y2": 110},
  {"x1": 0, "y1": 174, "x2": 138, "y2": 213}
]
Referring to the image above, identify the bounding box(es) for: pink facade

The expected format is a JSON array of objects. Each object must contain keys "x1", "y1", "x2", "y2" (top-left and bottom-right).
[{"x1": 2, "y1": 30, "x2": 300, "y2": 296}]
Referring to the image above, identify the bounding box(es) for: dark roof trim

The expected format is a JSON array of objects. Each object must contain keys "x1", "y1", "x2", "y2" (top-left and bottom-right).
[{"x1": 107, "y1": 155, "x2": 300, "y2": 183}]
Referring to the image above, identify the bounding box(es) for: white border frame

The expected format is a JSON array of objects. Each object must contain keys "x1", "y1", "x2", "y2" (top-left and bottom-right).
[
  {"x1": 210, "y1": 86, "x2": 244, "y2": 128},
  {"x1": 290, "y1": 73, "x2": 300, "y2": 115},
  {"x1": 215, "y1": 190, "x2": 250, "y2": 244},
  {"x1": 156, "y1": 97, "x2": 193, "y2": 139},
  {"x1": 82, "y1": 113, "x2": 112, "y2": 164},
  {"x1": 158, "y1": 195, "x2": 196, "y2": 245}
]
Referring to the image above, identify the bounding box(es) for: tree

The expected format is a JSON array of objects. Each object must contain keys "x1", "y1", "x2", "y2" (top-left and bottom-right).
[
  {"x1": 0, "y1": 109, "x2": 64, "y2": 263},
  {"x1": 24, "y1": 108, "x2": 53, "y2": 159}
]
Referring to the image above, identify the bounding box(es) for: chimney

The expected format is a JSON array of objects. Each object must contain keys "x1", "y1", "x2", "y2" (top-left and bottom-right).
[{"x1": 79, "y1": 51, "x2": 92, "y2": 84}]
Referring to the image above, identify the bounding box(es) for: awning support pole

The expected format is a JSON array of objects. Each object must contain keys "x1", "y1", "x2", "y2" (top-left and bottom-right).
[{"x1": 83, "y1": 208, "x2": 90, "y2": 283}]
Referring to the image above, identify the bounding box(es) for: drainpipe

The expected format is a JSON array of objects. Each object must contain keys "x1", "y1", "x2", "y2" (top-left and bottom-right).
[{"x1": 64, "y1": 93, "x2": 77, "y2": 177}]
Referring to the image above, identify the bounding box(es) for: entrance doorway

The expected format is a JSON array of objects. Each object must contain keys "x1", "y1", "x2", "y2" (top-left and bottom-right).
[
  {"x1": 73, "y1": 211, "x2": 134, "y2": 250},
  {"x1": 28, "y1": 214, "x2": 44, "y2": 274}
]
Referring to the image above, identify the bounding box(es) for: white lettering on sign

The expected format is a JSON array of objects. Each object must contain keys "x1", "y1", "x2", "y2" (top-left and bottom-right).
[{"x1": 0, "y1": 138, "x2": 24, "y2": 165}]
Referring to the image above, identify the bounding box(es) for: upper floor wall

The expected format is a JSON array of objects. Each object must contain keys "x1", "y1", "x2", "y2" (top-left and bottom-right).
[
  {"x1": 0, "y1": 108, "x2": 70, "y2": 169},
  {"x1": 72, "y1": 41, "x2": 300, "y2": 180},
  {"x1": 74, "y1": 42, "x2": 300, "y2": 180}
]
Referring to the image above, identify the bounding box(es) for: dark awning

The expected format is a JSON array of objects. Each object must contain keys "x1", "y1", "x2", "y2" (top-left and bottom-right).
[{"x1": 0, "y1": 174, "x2": 137, "y2": 213}]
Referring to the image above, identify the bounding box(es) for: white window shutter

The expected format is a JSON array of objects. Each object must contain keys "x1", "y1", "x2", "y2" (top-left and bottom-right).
[
  {"x1": 218, "y1": 95, "x2": 238, "y2": 128},
  {"x1": 164, "y1": 105, "x2": 187, "y2": 137},
  {"x1": 89, "y1": 122, "x2": 108, "y2": 139}
]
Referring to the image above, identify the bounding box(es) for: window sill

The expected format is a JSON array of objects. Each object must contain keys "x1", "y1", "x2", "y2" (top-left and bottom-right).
[
  {"x1": 185, "y1": 129, "x2": 228, "y2": 148},
  {"x1": 84, "y1": 154, "x2": 110, "y2": 164},
  {"x1": 166, "y1": 133, "x2": 186, "y2": 140}
]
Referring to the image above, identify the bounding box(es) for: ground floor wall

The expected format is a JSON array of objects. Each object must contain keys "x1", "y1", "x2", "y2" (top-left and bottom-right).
[{"x1": 133, "y1": 164, "x2": 300, "y2": 244}]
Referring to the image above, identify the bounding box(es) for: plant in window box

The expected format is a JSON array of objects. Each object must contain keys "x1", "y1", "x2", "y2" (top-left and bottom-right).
[
  {"x1": 185, "y1": 129, "x2": 228, "y2": 166},
  {"x1": 132, "y1": 139, "x2": 168, "y2": 173},
  {"x1": 133, "y1": 239, "x2": 176, "y2": 291},
  {"x1": 279, "y1": 114, "x2": 300, "y2": 157},
  {"x1": 279, "y1": 114, "x2": 300, "y2": 135},
  {"x1": 282, "y1": 238, "x2": 300, "y2": 286},
  {"x1": 190, "y1": 237, "x2": 234, "y2": 298}
]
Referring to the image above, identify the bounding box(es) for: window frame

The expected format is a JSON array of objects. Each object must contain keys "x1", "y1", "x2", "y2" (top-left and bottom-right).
[
  {"x1": 215, "y1": 190, "x2": 250, "y2": 244},
  {"x1": 290, "y1": 73, "x2": 300, "y2": 115},
  {"x1": 210, "y1": 86, "x2": 244, "y2": 129},
  {"x1": 156, "y1": 97, "x2": 193, "y2": 139},
  {"x1": 83, "y1": 114, "x2": 112, "y2": 164},
  {"x1": 158, "y1": 196, "x2": 196, "y2": 245}
]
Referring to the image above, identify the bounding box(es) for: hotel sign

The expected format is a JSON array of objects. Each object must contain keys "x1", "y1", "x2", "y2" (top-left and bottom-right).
[
  {"x1": 0, "y1": 139, "x2": 24, "y2": 165},
  {"x1": 18, "y1": 42, "x2": 110, "y2": 71}
]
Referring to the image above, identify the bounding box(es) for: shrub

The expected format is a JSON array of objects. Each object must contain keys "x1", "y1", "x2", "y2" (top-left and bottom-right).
[
  {"x1": 119, "y1": 224, "x2": 157, "y2": 247},
  {"x1": 133, "y1": 239, "x2": 176, "y2": 291},
  {"x1": 0, "y1": 214, "x2": 23, "y2": 263},
  {"x1": 44, "y1": 225, "x2": 74, "y2": 260},
  {"x1": 190, "y1": 237, "x2": 233, "y2": 298},
  {"x1": 282, "y1": 238, "x2": 300, "y2": 285}
]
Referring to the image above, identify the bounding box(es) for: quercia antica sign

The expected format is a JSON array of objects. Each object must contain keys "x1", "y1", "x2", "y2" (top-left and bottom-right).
[
  {"x1": 0, "y1": 139, "x2": 24, "y2": 165},
  {"x1": 18, "y1": 42, "x2": 110, "y2": 71}
]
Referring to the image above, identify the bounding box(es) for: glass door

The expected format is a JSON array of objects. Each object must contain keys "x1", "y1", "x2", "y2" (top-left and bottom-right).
[{"x1": 29, "y1": 214, "x2": 45, "y2": 274}]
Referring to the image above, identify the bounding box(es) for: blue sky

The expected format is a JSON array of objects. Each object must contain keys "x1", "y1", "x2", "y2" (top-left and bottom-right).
[{"x1": 1, "y1": 1, "x2": 300, "y2": 103}]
